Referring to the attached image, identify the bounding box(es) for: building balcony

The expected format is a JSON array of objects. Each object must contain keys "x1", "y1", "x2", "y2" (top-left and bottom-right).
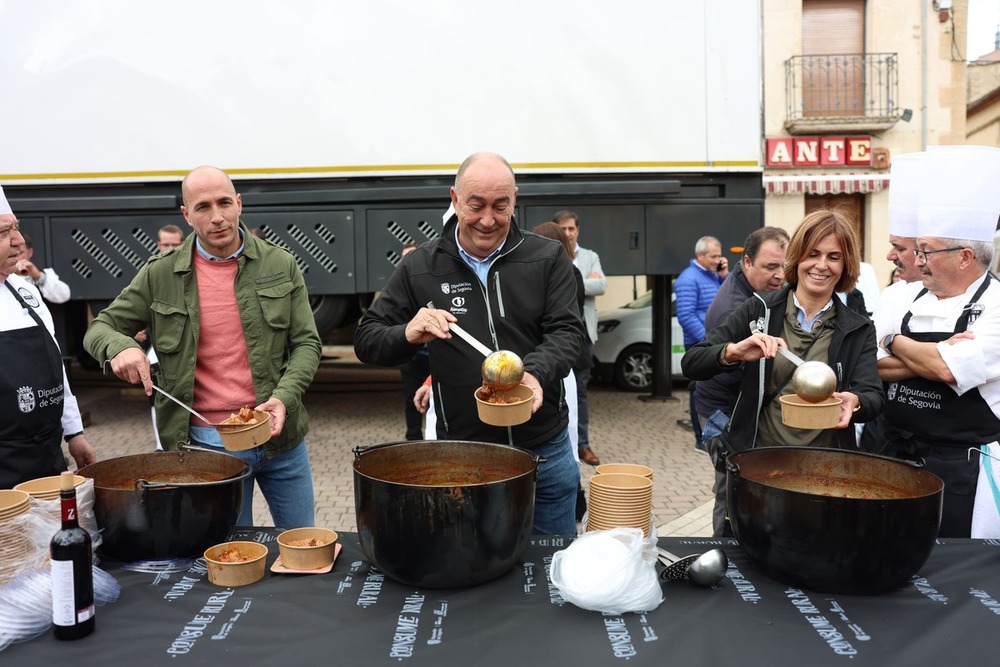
[{"x1": 785, "y1": 53, "x2": 902, "y2": 134}]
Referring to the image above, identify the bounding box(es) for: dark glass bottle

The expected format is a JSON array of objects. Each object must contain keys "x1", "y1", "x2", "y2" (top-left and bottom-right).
[{"x1": 51, "y1": 471, "x2": 95, "y2": 640}]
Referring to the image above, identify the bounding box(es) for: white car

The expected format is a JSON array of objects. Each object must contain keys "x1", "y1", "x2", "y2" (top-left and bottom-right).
[{"x1": 592, "y1": 292, "x2": 684, "y2": 392}]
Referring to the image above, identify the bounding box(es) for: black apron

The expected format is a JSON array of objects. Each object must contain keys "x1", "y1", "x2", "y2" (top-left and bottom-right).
[
  {"x1": 0, "y1": 281, "x2": 67, "y2": 488},
  {"x1": 883, "y1": 275, "x2": 998, "y2": 538}
]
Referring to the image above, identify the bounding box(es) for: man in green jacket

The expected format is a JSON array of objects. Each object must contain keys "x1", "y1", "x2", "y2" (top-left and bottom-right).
[{"x1": 84, "y1": 166, "x2": 321, "y2": 528}]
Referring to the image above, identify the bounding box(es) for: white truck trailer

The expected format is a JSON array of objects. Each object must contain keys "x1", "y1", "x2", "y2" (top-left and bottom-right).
[{"x1": 0, "y1": 0, "x2": 763, "y2": 379}]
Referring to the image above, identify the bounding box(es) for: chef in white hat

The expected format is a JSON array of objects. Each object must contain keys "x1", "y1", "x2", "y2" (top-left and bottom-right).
[
  {"x1": 862, "y1": 153, "x2": 928, "y2": 454},
  {"x1": 0, "y1": 185, "x2": 97, "y2": 488},
  {"x1": 872, "y1": 152, "x2": 929, "y2": 362},
  {"x1": 884, "y1": 152, "x2": 925, "y2": 285},
  {"x1": 874, "y1": 145, "x2": 1000, "y2": 538}
]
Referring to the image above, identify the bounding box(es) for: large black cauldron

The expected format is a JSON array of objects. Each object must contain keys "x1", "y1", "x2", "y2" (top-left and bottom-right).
[
  {"x1": 353, "y1": 440, "x2": 538, "y2": 588},
  {"x1": 79, "y1": 448, "x2": 251, "y2": 562},
  {"x1": 726, "y1": 447, "x2": 943, "y2": 595}
]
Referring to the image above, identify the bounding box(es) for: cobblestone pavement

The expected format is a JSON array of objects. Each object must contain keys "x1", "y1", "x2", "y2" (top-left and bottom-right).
[{"x1": 69, "y1": 348, "x2": 715, "y2": 536}]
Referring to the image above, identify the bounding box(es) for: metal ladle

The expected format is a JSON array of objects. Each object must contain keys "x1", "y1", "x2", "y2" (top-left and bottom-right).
[
  {"x1": 779, "y1": 348, "x2": 837, "y2": 403},
  {"x1": 151, "y1": 384, "x2": 215, "y2": 426},
  {"x1": 657, "y1": 547, "x2": 729, "y2": 586},
  {"x1": 426, "y1": 302, "x2": 525, "y2": 390}
]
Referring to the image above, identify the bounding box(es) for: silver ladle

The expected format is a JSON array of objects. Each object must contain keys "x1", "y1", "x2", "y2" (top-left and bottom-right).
[
  {"x1": 426, "y1": 301, "x2": 525, "y2": 390},
  {"x1": 657, "y1": 547, "x2": 729, "y2": 586},
  {"x1": 778, "y1": 348, "x2": 837, "y2": 403},
  {"x1": 151, "y1": 384, "x2": 215, "y2": 426}
]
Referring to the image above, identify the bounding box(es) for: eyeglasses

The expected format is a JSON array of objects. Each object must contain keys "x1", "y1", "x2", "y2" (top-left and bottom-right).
[{"x1": 913, "y1": 247, "x2": 965, "y2": 263}]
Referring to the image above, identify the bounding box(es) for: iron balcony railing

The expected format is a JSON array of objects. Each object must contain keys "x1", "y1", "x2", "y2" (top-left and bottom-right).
[{"x1": 785, "y1": 53, "x2": 900, "y2": 131}]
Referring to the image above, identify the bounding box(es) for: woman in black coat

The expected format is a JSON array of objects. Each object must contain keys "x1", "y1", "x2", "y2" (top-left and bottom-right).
[{"x1": 681, "y1": 208, "x2": 885, "y2": 456}]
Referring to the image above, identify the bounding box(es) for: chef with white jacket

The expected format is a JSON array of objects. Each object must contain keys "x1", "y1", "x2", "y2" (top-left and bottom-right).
[
  {"x1": 0, "y1": 185, "x2": 96, "y2": 487},
  {"x1": 875, "y1": 146, "x2": 1000, "y2": 538}
]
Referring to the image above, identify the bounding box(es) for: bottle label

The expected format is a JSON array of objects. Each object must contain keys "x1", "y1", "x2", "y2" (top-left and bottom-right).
[
  {"x1": 61, "y1": 496, "x2": 78, "y2": 522},
  {"x1": 51, "y1": 559, "x2": 93, "y2": 625},
  {"x1": 51, "y1": 559, "x2": 76, "y2": 626},
  {"x1": 78, "y1": 602, "x2": 96, "y2": 623}
]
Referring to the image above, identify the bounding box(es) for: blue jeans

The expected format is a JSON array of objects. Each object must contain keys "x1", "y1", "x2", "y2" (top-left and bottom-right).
[
  {"x1": 190, "y1": 426, "x2": 315, "y2": 528},
  {"x1": 531, "y1": 427, "x2": 580, "y2": 536}
]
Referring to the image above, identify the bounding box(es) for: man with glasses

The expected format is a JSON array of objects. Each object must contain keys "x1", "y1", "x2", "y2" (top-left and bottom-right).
[{"x1": 874, "y1": 145, "x2": 1000, "y2": 538}]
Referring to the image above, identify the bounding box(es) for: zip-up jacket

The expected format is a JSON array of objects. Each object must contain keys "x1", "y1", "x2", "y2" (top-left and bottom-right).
[
  {"x1": 83, "y1": 224, "x2": 322, "y2": 454},
  {"x1": 694, "y1": 263, "x2": 756, "y2": 419},
  {"x1": 354, "y1": 216, "x2": 586, "y2": 448},
  {"x1": 681, "y1": 285, "x2": 885, "y2": 453}
]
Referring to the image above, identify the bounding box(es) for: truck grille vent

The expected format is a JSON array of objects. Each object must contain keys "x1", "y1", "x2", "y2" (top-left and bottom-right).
[
  {"x1": 132, "y1": 229, "x2": 157, "y2": 254},
  {"x1": 257, "y1": 226, "x2": 306, "y2": 273},
  {"x1": 386, "y1": 220, "x2": 414, "y2": 246},
  {"x1": 70, "y1": 229, "x2": 124, "y2": 278},
  {"x1": 102, "y1": 228, "x2": 147, "y2": 269},
  {"x1": 70, "y1": 258, "x2": 93, "y2": 279},
  {"x1": 417, "y1": 220, "x2": 440, "y2": 240},
  {"x1": 287, "y1": 224, "x2": 338, "y2": 274}
]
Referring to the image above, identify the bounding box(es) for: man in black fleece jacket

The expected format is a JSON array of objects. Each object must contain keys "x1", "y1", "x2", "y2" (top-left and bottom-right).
[{"x1": 354, "y1": 152, "x2": 586, "y2": 536}]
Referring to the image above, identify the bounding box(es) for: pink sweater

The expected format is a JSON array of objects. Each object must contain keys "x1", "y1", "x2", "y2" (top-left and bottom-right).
[{"x1": 191, "y1": 253, "x2": 256, "y2": 424}]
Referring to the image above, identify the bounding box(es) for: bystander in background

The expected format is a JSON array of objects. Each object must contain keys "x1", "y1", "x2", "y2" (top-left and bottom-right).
[
  {"x1": 675, "y1": 236, "x2": 728, "y2": 451},
  {"x1": 15, "y1": 232, "x2": 70, "y2": 304},
  {"x1": 554, "y1": 210, "x2": 605, "y2": 466}
]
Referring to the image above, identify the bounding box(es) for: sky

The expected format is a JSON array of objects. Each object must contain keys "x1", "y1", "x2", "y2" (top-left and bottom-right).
[{"x1": 968, "y1": 0, "x2": 1000, "y2": 60}]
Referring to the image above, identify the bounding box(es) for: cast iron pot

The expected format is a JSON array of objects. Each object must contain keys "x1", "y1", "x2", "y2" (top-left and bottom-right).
[
  {"x1": 353, "y1": 440, "x2": 538, "y2": 589},
  {"x1": 726, "y1": 447, "x2": 943, "y2": 595},
  {"x1": 79, "y1": 447, "x2": 252, "y2": 562}
]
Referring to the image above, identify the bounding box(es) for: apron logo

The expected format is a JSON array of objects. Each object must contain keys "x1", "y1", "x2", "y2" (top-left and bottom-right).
[
  {"x1": 440, "y1": 283, "x2": 451, "y2": 295},
  {"x1": 17, "y1": 288, "x2": 40, "y2": 309},
  {"x1": 17, "y1": 386, "x2": 35, "y2": 413},
  {"x1": 966, "y1": 303, "x2": 984, "y2": 325},
  {"x1": 887, "y1": 383, "x2": 898, "y2": 402}
]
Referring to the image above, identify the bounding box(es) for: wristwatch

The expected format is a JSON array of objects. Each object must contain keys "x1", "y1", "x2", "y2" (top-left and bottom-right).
[{"x1": 881, "y1": 333, "x2": 897, "y2": 355}]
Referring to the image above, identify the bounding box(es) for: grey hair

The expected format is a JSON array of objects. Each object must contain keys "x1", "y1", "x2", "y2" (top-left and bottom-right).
[
  {"x1": 695, "y1": 236, "x2": 720, "y2": 255},
  {"x1": 936, "y1": 237, "x2": 994, "y2": 269}
]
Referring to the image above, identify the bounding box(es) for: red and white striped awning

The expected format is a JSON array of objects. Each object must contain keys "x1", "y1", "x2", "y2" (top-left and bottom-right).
[{"x1": 764, "y1": 173, "x2": 890, "y2": 197}]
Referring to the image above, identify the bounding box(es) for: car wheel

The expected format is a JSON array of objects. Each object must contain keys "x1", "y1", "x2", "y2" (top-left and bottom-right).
[{"x1": 614, "y1": 343, "x2": 653, "y2": 392}]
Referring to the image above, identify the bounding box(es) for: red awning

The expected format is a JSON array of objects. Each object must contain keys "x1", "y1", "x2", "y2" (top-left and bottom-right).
[{"x1": 764, "y1": 173, "x2": 890, "y2": 196}]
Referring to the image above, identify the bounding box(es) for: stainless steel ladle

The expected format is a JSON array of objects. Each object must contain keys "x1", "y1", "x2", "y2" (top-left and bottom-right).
[
  {"x1": 657, "y1": 547, "x2": 729, "y2": 586},
  {"x1": 426, "y1": 301, "x2": 524, "y2": 390},
  {"x1": 151, "y1": 384, "x2": 214, "y2": 426}
]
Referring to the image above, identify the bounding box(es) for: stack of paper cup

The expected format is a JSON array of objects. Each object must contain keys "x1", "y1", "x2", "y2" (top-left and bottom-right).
[
  {"x1": 0, "y1": 490, "x2": 32, "y2": 583},
  {"x1": 594, "y1": 463, "x2": 653, "y2": 480},
  {"x1": 586, "y1": 469, "x2": 654, "y2": 537}
]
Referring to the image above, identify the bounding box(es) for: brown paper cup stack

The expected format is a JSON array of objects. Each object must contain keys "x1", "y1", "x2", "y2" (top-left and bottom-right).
[
  {"x1": 0, "y1": 490, "x2": 32, "y2": 583},
  {"x1": 586, "y1": 472, "x2": 653, "y2": 537}
]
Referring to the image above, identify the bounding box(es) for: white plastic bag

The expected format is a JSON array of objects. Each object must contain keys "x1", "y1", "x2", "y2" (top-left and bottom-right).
[{"x1": 550, "y1": 527, "x2": 663, "y2": 613}]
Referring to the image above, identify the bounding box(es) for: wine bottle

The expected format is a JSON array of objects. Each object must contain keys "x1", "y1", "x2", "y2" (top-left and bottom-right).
[{"x1": 51, "y1": 471, "x2": 95, "y2": 640}]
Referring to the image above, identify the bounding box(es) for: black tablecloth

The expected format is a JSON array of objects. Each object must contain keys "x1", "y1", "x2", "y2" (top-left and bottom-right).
[{"x1": 6, "y1": 530, "x2": 1000, "y2": 665}]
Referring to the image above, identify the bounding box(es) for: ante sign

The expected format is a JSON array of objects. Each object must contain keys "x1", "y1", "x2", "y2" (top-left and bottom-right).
[{"x1": 765, "y1": 136, "x2": 872, "y2": 167}]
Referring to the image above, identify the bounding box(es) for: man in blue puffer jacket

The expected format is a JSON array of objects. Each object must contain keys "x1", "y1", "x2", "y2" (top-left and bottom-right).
[{"x1": 674, "y1": 236, "x2": 728, "y2": 449}]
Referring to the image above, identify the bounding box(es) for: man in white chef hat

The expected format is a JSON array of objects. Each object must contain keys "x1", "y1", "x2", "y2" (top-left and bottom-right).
[
  {"x1": 861, "y1": 152, "x2": 927, "y2": 453},
  {"x1": 875, "y1": 145, "x2": 1000, "y2": 538},
  {"x1": 884, "y1": 152, "x2": 925, "y2": 285}
]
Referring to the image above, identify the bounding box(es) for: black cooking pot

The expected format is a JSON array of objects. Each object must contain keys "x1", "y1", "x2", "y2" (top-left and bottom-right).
[
  {"x1": 353, "y1": 440, "x2": 538, "y2": 589},
  {"x1": 79, "y1": 447, "x2": 252, "y2": 562},
  {"x1": 726, "y1": 447, "x2": 943, "y2": 595}
]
